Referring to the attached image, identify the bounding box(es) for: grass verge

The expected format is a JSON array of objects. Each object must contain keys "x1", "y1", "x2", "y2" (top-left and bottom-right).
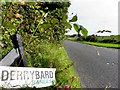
[
  {"x1": 67, "y1": 38, "x2": 120, "y2": 49},
  {"x1": 26, "y1": 41, "x2": 80, "y2": 88},
  {"x1": 79, "y1": 41, "x2": 120, "y2": 49},
  {"x1": 1, "y1": 36, "x2": 80, "y2": 89}
]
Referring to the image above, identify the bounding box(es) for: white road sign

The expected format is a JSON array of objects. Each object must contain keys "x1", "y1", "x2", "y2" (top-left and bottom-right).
[{"x1": 0, "y1": 66, "x2": 56, "y2": 88}]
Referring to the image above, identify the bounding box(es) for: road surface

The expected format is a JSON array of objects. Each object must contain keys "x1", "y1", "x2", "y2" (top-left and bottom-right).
[{"x1": 63, "y1": 40, "x2": 118, "y2": 88}]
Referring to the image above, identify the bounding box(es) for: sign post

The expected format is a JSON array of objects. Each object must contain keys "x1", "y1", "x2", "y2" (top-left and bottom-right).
[
  {"x1": 0, "y1": 66, "x2": 56, "y2": 88},
  {"x1": 0, "y1": 34, "x2": 56, "y2": 88}
]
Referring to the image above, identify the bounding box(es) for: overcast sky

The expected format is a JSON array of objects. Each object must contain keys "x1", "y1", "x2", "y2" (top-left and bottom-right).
[{"x1": 66, "y1": 0, "x2": 119, "y2": 36}]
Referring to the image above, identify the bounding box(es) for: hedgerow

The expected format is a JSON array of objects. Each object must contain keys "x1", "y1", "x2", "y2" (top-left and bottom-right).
[{"x1": 0, "y1": 1, "x2": 80, "y2": 89}]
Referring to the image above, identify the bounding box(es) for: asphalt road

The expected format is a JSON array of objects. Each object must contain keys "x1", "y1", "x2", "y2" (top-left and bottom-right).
[{"x1": 63, "y1": 40, "x2": 118, "y2": 88}]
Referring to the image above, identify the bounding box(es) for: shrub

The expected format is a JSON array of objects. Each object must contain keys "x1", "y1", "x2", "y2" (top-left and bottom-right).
[
  {"x1": 85, "y1": 35, "x2": 97, "y2": 42},
  {"x1": 99, "y1": 39, "x2": 117, "y2": 43},
  {"x1": 0, "y1": 1, "x2": 80, "y2": 89},
  {"x1": 1, "y1": 1, "x2": 70, "y2": 58}
]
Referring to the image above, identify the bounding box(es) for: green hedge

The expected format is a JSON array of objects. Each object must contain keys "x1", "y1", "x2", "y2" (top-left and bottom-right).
[
  {"x1": 0, "y1": 1, "x2": 80, "y2": 89},
  {"x1": 1, "y1": 1, "x2": 71, "y2": 57}
]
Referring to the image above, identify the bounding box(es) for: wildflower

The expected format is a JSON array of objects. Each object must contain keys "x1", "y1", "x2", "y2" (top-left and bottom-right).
[
  {"x1": 0, "y1": 42, "x2": 4, "y2": 48},
  {"x1": 58, "y1": 86, "x2": 62, "y2": 90},
  {"x1": 34, "y1": 16, "x2": 37, "y2": 20},
  {"x1": 64, "y1": 85, "x2": 71, "y2": 90},
  {"x1": 20, "y1": 1, "x2": 26, "y2": 5},
  {"x1": 15, "y1": 13, "x2": 22, "y2": 18}
]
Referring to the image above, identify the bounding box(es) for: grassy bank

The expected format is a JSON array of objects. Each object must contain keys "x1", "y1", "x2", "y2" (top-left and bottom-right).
[
  {"x1": 1, "y1": 38, "x2": 80, "y2": 89},
  {"x1": 96, "y1": 35, "x2": 120, "y2": 43},
  {"x1": 80, "y1": 41, "x2": 120, "y2": 49},
  {"x1": 26, "y1": 41, "x2": 80, "y2": 88},
  {"x1": 67, "y1": 37, "x2": 120, "y2": 49}
]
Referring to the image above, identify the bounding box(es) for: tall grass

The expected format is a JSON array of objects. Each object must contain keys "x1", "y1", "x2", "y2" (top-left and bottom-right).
[{"x1": 25, "y1": 41, "x2": 80, "y2": 88}]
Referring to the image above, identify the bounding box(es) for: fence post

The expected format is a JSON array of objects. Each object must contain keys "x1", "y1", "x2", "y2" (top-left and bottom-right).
[{"x1": 11, "y1": 34, "x2": 27, "y2": 67}]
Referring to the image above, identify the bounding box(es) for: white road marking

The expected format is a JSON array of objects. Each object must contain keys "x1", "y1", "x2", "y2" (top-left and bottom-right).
[
  {"x1": 112, "y1": 62, "x2": 115, "y2": 65},
  {"x1": 93, "y1": 46, "x2": 100, "y2": 56},
  {"x1": 96, "y1": 49, "x2": 100, "y2": 56},
  {"x1": 105, "y1": 83, "x2": 111, "y2": 89}
]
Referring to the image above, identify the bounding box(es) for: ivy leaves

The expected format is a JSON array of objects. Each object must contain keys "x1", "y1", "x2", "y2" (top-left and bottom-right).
[
  {"x1": 51, "y1": 18, "x2": 58, "y2": 24},
  {"x1": 3, "y1": 22, "x2": 16, "y2": 30},
  {"x1": 69, "y1": 15, "x2": 77, "y2": 22},
  {"x1": 1, "y1": 1, "x2": 88, "y2": 42},
  {"x1": 73, "y1": 23, "x2": 79, "y2": 32},
  {"x1": 81, "y1": 28, "x2": 88, "y2": 38},
  {"x1": 73, "y1": 23, "x2": 88, "y2": 38},
  {"x1": 68, "y1": 15, "x2": 88, "y2": 38},
  {"x1": 65, "y1": 22, "x2": 72, "y2": 29},
  {"x1": 0, "y1": 0, "x2": 6, "y2": 6}
]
